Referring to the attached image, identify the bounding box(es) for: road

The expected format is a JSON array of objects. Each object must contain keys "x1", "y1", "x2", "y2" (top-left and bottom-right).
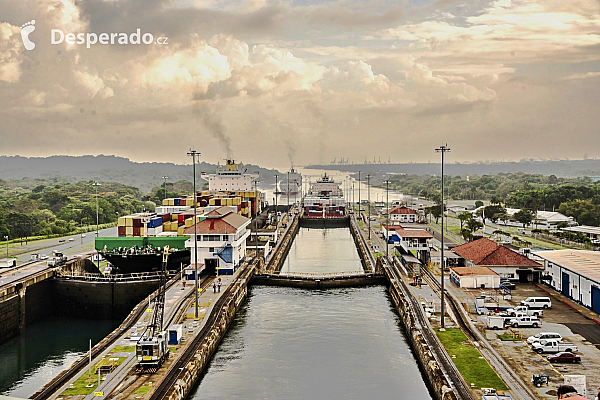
[
  {"x1": 3, "y1": 227, "x2": 117, "y2": 264},
  {"x1": 0, "y1": 227, "x2": 117, "y2": 289}
]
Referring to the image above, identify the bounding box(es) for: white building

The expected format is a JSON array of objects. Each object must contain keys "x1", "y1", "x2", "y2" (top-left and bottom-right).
[
  {"x1": 388, "y1": 205, "x2": 418, "y2": 224},
  {"x1": 534, "y1": 250, "x2": 600, "y2": 314},
  {"x1": 561, "y1": 225, "x2": 600, "y2": 243},
  {"x1": 498, "y1": 208, "x2": 572, "y2": 229},
  {"x1": 450, "y1": 266, "x2": 501, "y2": 289},
  {"x1": 184, "y1": 207, "x2": 251, "y2": 275},
  {"x1": 204, "y1": 159, "x2": 256, "y2": 192}
]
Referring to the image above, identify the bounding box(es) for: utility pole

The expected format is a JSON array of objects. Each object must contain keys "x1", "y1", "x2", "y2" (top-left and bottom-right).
[
  {"x1": 384, "y1": 180, "x2": 390, "y2": 260},
  {"x1": 93, "y1": 181, "x2": 101, "y2": 269},
  {"x1": 254, "y1": 179, "x2": 260, "y2": 258},
  {"x1": 162, "y1": 176, "x2": 168, "y2": 201},
  {"x1": 367, "y1": 174, "x2": 371, "y2": 240},
  {"x1": 274, "y1": 174, "x2": 278, "y2": 223},
  {"x1": 187, "y1": 149, "x2": 200, "y2": 319},
  {"x1": 435, "y1": 144, "x2": 451, "y2": 330},
  {"x1": 358, "y1": 171, "x2": 361, "y2": 215},
  {"x1": 287, "y1": 172, "x2": 290, "y2": 212}
]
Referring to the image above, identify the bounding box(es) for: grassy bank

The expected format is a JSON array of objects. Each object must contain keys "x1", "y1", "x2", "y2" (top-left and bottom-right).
[{"x1": 436, "y1": 328, "x2": 508, "y2": 390}]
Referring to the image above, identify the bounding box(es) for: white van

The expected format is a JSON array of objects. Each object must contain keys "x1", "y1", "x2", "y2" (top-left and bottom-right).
[
  {"x1": 520, "y1": 297, "x2": 552, "y2": 309},
  {"x1": 527, "y1": 332, "x2": 563, "y2": 345}
]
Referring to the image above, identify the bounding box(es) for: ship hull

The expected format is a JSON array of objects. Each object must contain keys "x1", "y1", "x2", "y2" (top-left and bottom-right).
[{"x1": 103, "y1": 250, "x2": 190, "y2": 274}]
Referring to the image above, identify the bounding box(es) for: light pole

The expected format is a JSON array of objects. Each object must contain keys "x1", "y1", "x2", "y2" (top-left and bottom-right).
[
  {"x1": 4, "y1": 236, "x2": 8, "y2": 259},
  {"x1": 254, "y1": 179, "x2": 260, "y2": 258},
  {"x1": 93, "y1": 181, "x2": 100, "y2": 237},
  {"x1": 384, "y1": 180, "x2": 390, "y2": 260},
  {"x1": 187, "y1": 149, "x2": 200, "y2": 319},
  {"x1": 287, "y1": 172, "x2": 290, "y2": 211},
  {"x1": 435, "y1": 144, "x2": 450, "y2": 330},
  {"x1": 358, "y1": 171, "x2": 361, "y2": 216},
  {"x1": 274, "y1": 174, "x2": 278, "y2": 223},
  {"x1": 367, "y1": 174, "x2": 371, "y2": 240},
  {"x1": 162, "y1": 176, "x2": 168, "y2": 201}
]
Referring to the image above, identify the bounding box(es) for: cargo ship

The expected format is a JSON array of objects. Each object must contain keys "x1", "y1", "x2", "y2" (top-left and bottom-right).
[
  {"x1": 302, "y1": 173, "x2": 346, "y2": 218},
  {"x1": 96, "y1": 237, "x2": 190, "y2": 274},
  {"x1": 277, "y1": 167, "x2": 302, "y2": 195}
]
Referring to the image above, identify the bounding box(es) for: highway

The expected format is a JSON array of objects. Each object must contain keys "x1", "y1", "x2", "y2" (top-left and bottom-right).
[{"x1": 0, "y1": 227, "x2": 116, "y2": 290}]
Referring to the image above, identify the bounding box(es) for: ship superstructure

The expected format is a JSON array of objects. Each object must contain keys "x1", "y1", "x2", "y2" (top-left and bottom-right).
[
  {"x1": 278, "y1": 167, "x2": 302, "y2": 195},
  {"x1": 302, "y1": 173, "x2": 346, "y2": 218}
]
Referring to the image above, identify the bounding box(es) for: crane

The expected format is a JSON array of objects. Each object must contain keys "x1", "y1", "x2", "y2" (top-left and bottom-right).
[{"x1": 136, "y1": 245, "x2": 170, "y2": 372}]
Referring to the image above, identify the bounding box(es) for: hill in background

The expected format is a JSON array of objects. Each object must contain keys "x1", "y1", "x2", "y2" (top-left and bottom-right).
[
  {"x1": 306, "y1": 159, "x2": 600, "y2": 178},
  {"x1": 0, "y1": 155, "x2": 281, "y2": 192}
]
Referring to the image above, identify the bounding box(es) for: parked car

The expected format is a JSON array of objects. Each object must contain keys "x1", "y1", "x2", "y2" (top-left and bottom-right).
[
  {"x1": 40, "y1": 254, "x2": 49, "y2": 260},
  {"x1": 68, "y1": 238, "x2": 74, "y2": 242},
  {"x1": 527, "y1": 332, "x2": 562, "y2": 345},
  {"x1": 509, "y1": 316, "x2": 541, "y2": 328},
  {"x1": 507, "y1": 305, "x2": 543, "y2": 317},
  {"x1": 58, "y1": 239, "x2": 66, "y2": 243},
  {"x1": 532, "y1": 340, "x2": 577, "y2": 354},
  {"x1": 520, "y1": 297, "x2": 552, "y2": 309},
  {"x1": 500, "y1": 280, "x2": 516, "y2": 290},
  {"x1": 547, "y1": 352, "x2": 581, "y2": 363}
]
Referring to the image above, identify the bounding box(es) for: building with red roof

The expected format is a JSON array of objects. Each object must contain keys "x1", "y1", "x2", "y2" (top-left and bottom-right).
[
  {"x1": 452, "y1": 237, "x2": 542, "y2": 282},
  {"x1": 388, "y1": 205, "x2": 418, "y2": 224},
  {"x1": 183, "y1": 206, "x2": 251, "y2": 275}
]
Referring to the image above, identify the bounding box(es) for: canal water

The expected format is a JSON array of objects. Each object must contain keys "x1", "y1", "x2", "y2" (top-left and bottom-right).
[
  {"x1": 0, "y1": 317, "x2": 120, "y2": 397},
  {"x1": 190, "y1": 228, "x2": 433, "y2": 400}
]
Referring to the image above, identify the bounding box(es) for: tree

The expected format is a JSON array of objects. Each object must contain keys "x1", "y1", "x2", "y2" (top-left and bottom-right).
[
  {"x1": 484, "y1": 205, "x2": 507, "y2": 224},
  {"x1": 466, "y1": 218, "x2": 483, "y2": 233},
  {"x1": 426, "y1": 204, "x2": 442, "y2": 224},
  {"x1": 475, "y1": 200, "x2": 484, "y2": 208},
  {"x1": 458, "y1": 211, "x2": 473, "y2": 230},
  {"x1": 514, "y1": 209, "x2": 534, "y2": 227}
]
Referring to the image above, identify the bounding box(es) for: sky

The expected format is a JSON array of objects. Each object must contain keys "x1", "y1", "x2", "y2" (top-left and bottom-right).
[{"x1": 0, "y1": 0, "x2": 599, "y2": 168}]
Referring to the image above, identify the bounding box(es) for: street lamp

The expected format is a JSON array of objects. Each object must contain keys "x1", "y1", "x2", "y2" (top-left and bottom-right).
[
  {"x1": 384, "y1": 180, "x2": 390, "y2": 260},
  {"x1": 435, "y1": 144, "x2": 451, "y2": 330},
  {"x1": 187, "y1": 149, "x2": 200, "y2": 319},
  {"x1": 367, "y1": 174, "x2": 371, "y2": 240},
  {"x1": 254, "y1": 179, "x2": 260, "y2": 258},
  {"x1": 162, "y1": 176, "x2": 168, "y2": 201},
  {"x1": 274, "y1": 174, "x2": 278, "y2": 222},
  {"x1": 4, "y1": 236, "x2": 8, "y2": 260},
  {"x1": 92, "y1": 181, "x2": 100, "y2": 237},
  {"x1": 358, "y1": 171, "x2": 361, "y2": 216}
]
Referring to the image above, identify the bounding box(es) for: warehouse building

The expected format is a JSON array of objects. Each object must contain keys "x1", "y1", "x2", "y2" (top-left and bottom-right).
[{"x1": 534, "y1": 250, "x2": 600, "y2": 314}]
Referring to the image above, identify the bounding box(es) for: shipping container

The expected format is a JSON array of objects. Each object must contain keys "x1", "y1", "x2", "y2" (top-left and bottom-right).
[
  {"x1": 133, "y1": 227, "x2": 141, "y2": 236},
  {"x1": 125, "y1": 226, "x2": 134, "y2": 235},
  {"x1": 125, "y1": 216, "x2": 133, "y2": 227},
  {"x1": 132, "y1": 218, "x2": 142, "y2": 228},
  {"x1": 118, "y1": 226, "x2": 126, "y2": 236},
  {"x1": 118, "y1": 217, "x2": 126, "y2": 226}
]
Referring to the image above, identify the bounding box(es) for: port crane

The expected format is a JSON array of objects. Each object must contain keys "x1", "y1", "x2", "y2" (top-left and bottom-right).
[{"x1": 136, "y1": 246, "x2": 170, "y2": 372}]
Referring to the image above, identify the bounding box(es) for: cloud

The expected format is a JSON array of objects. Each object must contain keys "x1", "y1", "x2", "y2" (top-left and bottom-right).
[{"x1": 0, "y1": 23, "x2": 23, "y2": 83}]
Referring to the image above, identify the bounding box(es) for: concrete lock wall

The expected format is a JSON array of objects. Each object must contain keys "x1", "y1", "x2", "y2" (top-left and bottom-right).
[
  {"x1": 386, "y1": 271, "x2": 458, "y2": 400},
  {"x1": 162, "y1": 260, "x2": 258, "y2": 400},
  {"x1": 52, "y1": 279, "x2": 160, "y2": 319}
]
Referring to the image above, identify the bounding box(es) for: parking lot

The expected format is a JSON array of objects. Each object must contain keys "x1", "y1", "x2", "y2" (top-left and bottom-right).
[{"x1": 467, "y1": 283, "x2": 600, "y2": 399}]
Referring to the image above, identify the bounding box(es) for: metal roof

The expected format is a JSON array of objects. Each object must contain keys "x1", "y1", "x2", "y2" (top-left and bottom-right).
[
  {"x1": 563, "y1": 225, "x2": 600, "y2": 235},
  {"x1": 534, "y1": 250, "x2": 600, "y2": 284}
]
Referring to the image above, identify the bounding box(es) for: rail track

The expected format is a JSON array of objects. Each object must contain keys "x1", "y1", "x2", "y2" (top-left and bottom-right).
[
  {"x1": 419, "y1": 263, "x2": 536, "y2": 400},
  {"x1": 387, "y1": 261, "x2": 476, "y2": 400},
  {"x1": 31, "y1": 272, "x2": 210, "y2": 400},
  {"x1": 148, "y1": 261, "x2": 256, "y2": 399}
]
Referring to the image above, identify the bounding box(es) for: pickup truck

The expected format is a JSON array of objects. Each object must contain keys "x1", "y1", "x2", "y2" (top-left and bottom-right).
[
  {"x1": 532, "y1": 340, "x2": 578, "y2": 354},
  {"x1": 507, "y1": 305, "x2": 543, "y2": 317},
  {"x1": 509, "y1": 316, "x2": 542, "y2": 328}
]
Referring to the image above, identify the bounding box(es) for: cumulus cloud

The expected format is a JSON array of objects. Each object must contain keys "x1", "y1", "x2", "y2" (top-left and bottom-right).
[{"x1": 0, "y1": 0, "x2": 598, "y2": 165}]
